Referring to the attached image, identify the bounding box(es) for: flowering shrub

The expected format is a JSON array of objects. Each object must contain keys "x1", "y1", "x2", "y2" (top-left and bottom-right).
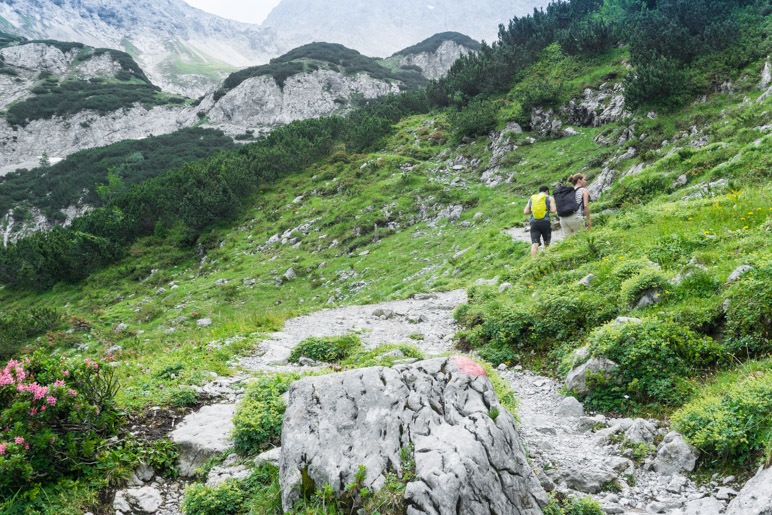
[{"x1": 0, "y1": 353, "x2": 120, "y2": 494}]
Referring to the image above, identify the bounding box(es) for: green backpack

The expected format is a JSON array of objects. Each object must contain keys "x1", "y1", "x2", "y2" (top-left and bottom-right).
[{"x1": 530, "y1": 192, "x2": 548, "y2": 219}]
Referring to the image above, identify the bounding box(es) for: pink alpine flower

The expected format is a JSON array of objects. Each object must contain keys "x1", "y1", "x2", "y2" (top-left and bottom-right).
[
  {"x1": 46, "y1": 396, "x2": 57, "y2": 406},
  {"x1": 17, "y1": 382, "x2": 49, "y2": 400},
  {"x1": 67, "y1": 388, "x2": 78, "y2": 397},
  {"x1": 14, "y1": 436, "x2": 24, "y2": 445},
  {"x1": 0, "y1": 444, "x2": 6, "y2": 455}
]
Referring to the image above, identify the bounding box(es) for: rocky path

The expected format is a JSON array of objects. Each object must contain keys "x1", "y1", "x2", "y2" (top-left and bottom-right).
[
  {"x1": 238, "y1": 289, "x2": 466, "y2": 371},
  {"x1": 114, "y1": 289, "x2": 749, "y2": 515}
]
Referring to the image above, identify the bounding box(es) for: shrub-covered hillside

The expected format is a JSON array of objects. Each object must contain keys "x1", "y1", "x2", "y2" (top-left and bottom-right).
[
  {"x1": 0, "y1": 128, "x2": 237, "y2": 223},
  {"x1": 0, "y1": 33, "x2": 187, "y2": 127},
  {"x1": 0, "y1": 0, "x2": 770, "y2": 512},
  {"x1": 212, "y1": 41, "x2": 428, "y2": 101}
]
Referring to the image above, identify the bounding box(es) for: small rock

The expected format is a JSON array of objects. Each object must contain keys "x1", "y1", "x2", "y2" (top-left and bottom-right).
[
  {"x1": 667, "y1": 475, "x2": 688, "y2": 493},
  {"x1": 555, "y1": 396, "x2": 585, "y2": 417},
  {"x1": 682, "y1": 496, "x2": 723, "y2": 515},
  {"x1": 565, "y1": 357, "x2": 618, "y2": 395},
  {"x1": 255, "y1": 447, "x2": 282, "y2": 467},
  {"x1": 577, "y1": 274, "x2": 596, "y2": 287},
  {"x1": 611, "y1": 317, "x2": 642, "y2": 325},
  {"x1": 715, "y1": 487, "x2": 739, "y2": 500},
  {"x1": 197, "y1": 318, "x2": 212, "y2": 327},
  {"x1": 653, "y1": 432, "x2": 699, "y2": 475},
  {"x1": 726, "y1": 265, "x2": 753, "y2": 284}
]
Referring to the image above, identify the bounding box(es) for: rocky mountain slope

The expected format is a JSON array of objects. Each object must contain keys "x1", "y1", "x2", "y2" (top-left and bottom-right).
[
  {"x1": 0, "y1": 0, "x2": 544, "y2": 96},
  {"x1": 0, "y1": 0, "x2": 280, "y2": 97},
  {"x1": 0, "y1": 35, "x2": 474, "y2": 178}
]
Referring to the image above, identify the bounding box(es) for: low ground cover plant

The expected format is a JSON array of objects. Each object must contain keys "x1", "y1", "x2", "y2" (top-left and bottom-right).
[
  {"x1": 672, "y1": 361, "x2": 772, "y2": 469},
  {"x1": 288, "y1": 334, "x2": 362, "y2": 363},
  {"x1": 232, "y1": 374, "x2": 298, "y2": 455}
]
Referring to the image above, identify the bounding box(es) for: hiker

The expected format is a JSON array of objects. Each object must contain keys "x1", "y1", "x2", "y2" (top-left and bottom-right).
[
  {"x1": 524, "y1": 185, "x2": 556, "y2": 258},
  {"x1": 555, "y1": 173, "x2": 591, "y2": 236}
]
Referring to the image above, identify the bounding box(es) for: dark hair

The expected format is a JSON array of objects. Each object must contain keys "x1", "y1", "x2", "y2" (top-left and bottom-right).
[
  {"x1": 568, "y1": 173, "x2": 586, "y2": 185},
  {"x1": 538, "y1": 185, "x2": 549, "y2": 193}
]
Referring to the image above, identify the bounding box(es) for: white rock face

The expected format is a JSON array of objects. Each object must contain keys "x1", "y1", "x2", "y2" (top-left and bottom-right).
[
  {"x1": 397, "y1": 40, "x2": 472, "y2": 80},
  {"x1": 564, "y1": 83, "x2": 628, "y2": 127},
  {"x1": 0, "y1": 43, "x2": 407, "y2": 175},
  {"x1": 170, "y1": 403, "x2": 237, "y2": 477},
  {"x1": 206, "y1": 69, "x2": 400, "y2": 134},
  {"x1": 0, "y1": 105, "x2": 198, "y2": 176},
  {"x1": 280, "y1": 356, "x2": 547, "y2": 513}
]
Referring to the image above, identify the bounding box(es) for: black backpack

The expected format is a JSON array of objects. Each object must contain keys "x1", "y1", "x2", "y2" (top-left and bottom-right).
[{"x1": 553, "y1": 185, "x2": 581, "y2": 216}]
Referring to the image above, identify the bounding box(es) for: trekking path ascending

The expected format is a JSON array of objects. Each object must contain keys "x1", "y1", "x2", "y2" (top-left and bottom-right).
[
  {"x1": 238, "y1": 289, "x2": 710, "y2": 514},
  {"x1": 143, "y1": 289, "x2": 723, "y2": 515},
  {"x1": 238, "y1": 289, "x2": 467, "y2": 372}
]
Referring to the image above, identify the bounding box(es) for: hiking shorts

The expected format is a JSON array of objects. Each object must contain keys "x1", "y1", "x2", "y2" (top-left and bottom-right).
[
  {"x1": 560, "y1": 212, "x2": 585, "y2": 236},
  {"x1": 530, "y1": 218, "x2": 551, "y2": 245}
]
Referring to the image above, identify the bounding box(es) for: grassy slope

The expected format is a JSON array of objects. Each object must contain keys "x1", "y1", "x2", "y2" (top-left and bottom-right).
[{"x1": 0, "y1": 44, "x2": 770, "y2": 474}]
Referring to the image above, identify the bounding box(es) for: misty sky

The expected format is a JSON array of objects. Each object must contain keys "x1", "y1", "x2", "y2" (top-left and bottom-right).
[{"x1": 183, "y1": 0, "x2": 282, "y2": 24}]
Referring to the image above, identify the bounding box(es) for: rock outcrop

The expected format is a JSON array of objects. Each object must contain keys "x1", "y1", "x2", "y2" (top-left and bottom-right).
[
  {"x1": 396, "y1": 39, "x2": 473, "y2": 80},
  {"x1": 725, "y1": 464, "x2": 772, "y2": 515},
  {"x1": 279, "y1": 356, "x2": 548, "y2": 514},
  {"x1": 202, "y1": 69, "x2": 400, "y2": 136}
]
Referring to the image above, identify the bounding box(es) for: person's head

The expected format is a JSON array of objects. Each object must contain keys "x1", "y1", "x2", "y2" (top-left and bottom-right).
[
  {"x1": 568, "y1": 173, "x2": 587, "y2": 186},
  {"x1": 538, "y1": 185, "x2": 549, "y2": 193}
]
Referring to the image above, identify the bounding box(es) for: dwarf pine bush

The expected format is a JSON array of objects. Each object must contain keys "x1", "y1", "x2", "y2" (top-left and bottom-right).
[
  {"x1": 724, "y1": 270, "x2": 772, "y2": 350},
  {"x1": 584, "y1": 318, "x2": 726, "y2": 413}
]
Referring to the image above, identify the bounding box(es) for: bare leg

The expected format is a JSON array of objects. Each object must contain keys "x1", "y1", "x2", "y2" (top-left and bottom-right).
[{"x1": 531, "y1": 243, "x2": 539, "y2": 258}]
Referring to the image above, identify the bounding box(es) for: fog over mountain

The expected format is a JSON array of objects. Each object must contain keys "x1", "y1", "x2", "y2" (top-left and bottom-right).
[
  {"x1": 0, "y1": 0, "x2": 546, "y2": 95},
  {"x1": 263, "y1": 0, "x2": 547, "y2": 57}
]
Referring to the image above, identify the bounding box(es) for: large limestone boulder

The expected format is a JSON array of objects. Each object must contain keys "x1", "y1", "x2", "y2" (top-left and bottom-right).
[
  {"x1": 280, "y1": 356, "x2": 547, "y2": 514},
  {"x1": 725, "y1": 465, "x2": 772, "y2": 515},
  {"x1": 170, "y1": 403, "x2": 237, "y2": 477},
  {"x1": 653, "y1": 432, "x2": 699, "y2": 475}
]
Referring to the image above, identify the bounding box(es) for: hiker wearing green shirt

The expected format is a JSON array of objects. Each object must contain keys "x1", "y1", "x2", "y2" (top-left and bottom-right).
[{"x1": 524, "y1": 185, "x2": 556, "y2": 258}]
